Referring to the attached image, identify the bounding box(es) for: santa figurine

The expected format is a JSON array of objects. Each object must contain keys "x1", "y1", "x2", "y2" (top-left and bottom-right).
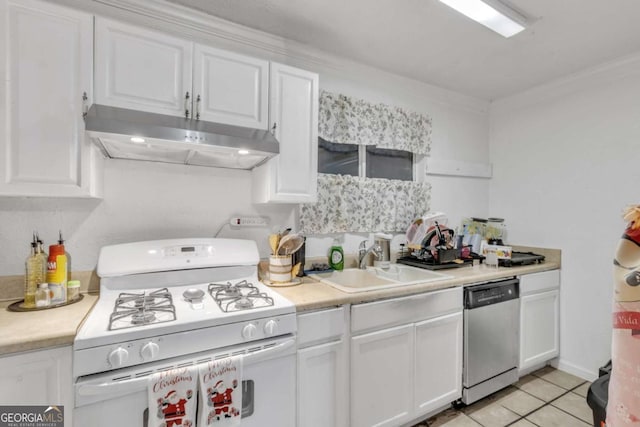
[
  {"x1": 207, "y1": 379, "x2": 239, "y2": 421},
  {"x1": 608, "y1": 205, "x2": 640, "y2": 426},
  {"x1": 158, "y1": 389, "x2": 193, "y2": 427}
]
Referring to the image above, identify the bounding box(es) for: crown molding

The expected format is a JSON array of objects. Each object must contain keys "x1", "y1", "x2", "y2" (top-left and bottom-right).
[
  {"x1": 54, "y1": 0, "x2": 489, "y2": 114},
  {"x1": 491, "y1": 50, "x2": 640, "y2": 113}
]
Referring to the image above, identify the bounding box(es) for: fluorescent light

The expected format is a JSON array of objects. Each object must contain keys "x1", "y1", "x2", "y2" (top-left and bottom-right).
[
  {"x1": 130, "y1": 137, "x2": 145, "y2": 143},
  {"x1": 238, "y1": 149, "x2": 250, "y2": 155},
  {"x1": 439, "y1": 0, "x2": 526, "y2": 38}
]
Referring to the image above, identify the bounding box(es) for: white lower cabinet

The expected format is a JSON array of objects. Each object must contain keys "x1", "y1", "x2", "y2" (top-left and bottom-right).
[
  {"x1": 0, "y1": 346, "x2": 73, "y2": 425},
  {"x1": 297, "y1": 307, "x2": 348, "y2": 427},
  {"x1": 351, "y1": 324, "x2": 414, "y2": 427},
  {"x1": 414, "y1": 312, "x2": 463, "y2": 416},
  {"x1": 519, "y1": 270, "x2": 560, "y2": 373},
  {"x1": 350, "y1": 287, "x2": 463, "y2": 427}
]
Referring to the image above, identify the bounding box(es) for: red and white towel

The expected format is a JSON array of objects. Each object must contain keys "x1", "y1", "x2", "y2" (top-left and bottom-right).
[
  {"x1": 198, "y1": 355, "x2": 243, "y2": 426},
  {"x1": 148, "y1": 366, "x2": 197, "y2": 427}
]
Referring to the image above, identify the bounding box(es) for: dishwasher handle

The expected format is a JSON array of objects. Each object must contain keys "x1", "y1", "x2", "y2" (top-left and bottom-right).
[{"x1": 465, "y1": 278, "x2": 519, "y2": 309}]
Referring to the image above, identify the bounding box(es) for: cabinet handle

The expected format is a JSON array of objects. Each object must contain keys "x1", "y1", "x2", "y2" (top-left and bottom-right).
[
  {"x1": 195, "y1": 94, "x2": 201, "y2": 120},
  {"x1": 271, "y1": 122, "x2": 277, "y2": 135},
  {"x1": 82, "y1": 92, "x2": 88, "y2": 118},
  {"x1": 184, "y1": 92, "x2": 190, "y2": 119}
]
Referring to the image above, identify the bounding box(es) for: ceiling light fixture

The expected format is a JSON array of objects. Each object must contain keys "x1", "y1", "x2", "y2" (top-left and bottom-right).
[
  {"x1": 130, "y1": 137, "x2": 145, "y2": 143},
  {"x1": 439, "y1": 0, "x2": 527, "y2": 38},
  {"x1": 238, "y1": 149, "x2": 250, "y2": 155}
]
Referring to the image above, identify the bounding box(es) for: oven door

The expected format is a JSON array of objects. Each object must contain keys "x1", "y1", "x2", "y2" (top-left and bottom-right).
[{"x1": 75, "y1": 336, "x2": 295, "y2": 427}]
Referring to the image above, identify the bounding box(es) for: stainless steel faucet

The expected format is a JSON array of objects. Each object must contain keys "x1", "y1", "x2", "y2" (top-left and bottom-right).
[{"x1": 359, "y1": 240, "x2": 383, "y2": 269}]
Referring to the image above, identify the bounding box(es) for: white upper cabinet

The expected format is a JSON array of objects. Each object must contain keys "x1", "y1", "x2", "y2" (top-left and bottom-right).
[
  {"x1": 252, "y1": 63, "x2": 319, "y2": 203},
  {"x1": 95, "y1": 18, "x2": 193, "y2": 117},
  {"x1": 95, "y1": 18, "x2": 269, "y2": 129},
  {"x1": 0, "y1": 0, "x2": 101, "y2": 197},
  {"x1": 193, "y1": 45, "x2": 268, "y2": 128}
]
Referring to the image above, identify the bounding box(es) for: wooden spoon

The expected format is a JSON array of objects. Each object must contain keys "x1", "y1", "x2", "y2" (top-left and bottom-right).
[
  {"x1": 277, "y1": 234, "x2": 305, "y2": 256},
  {"x1": 269, "y1": 234, "x2": 280, "y2": 255}
]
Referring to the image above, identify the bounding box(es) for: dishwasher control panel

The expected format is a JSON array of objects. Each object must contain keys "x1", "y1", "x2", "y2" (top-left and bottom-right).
[{"x1": 464, "y1": 278, "x2": 519, "y2": 309}]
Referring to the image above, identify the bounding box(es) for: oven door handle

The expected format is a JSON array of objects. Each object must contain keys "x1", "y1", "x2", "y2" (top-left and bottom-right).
[{"x1": 77, "y1": 338, "x2": 296, "y2": 398}]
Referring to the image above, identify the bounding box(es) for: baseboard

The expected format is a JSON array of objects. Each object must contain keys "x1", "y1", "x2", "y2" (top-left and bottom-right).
[{"x1": 555, "y1": 358, "x2": 598, "y2": 382}]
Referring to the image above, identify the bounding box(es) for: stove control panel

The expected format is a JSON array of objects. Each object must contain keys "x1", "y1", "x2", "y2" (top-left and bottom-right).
[{"x1": 74, "y1": 314, "x2": 297, "y2": 378}]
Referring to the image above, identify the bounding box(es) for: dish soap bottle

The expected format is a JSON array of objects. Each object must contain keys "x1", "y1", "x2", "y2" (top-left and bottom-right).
[
  {"x1": 46, "y1": 235, "x2": 68, "y2": 304},
  {"x1": 328, "y1": 239, "x2": 344, "y2": 271}
]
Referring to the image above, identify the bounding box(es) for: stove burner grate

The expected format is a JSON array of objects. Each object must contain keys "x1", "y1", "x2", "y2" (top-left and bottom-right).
[
  {"x1": 109, "y1": 287, "x2": 176, "y2": 331},
  {"x1": 208, "y1": 280, "x2": 274, "y2": 313}
]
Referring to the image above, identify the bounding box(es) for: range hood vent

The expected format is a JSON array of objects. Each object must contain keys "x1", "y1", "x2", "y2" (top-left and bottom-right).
[{"x1": 84, "y1": 105, "x2": 279, "y2": 170}]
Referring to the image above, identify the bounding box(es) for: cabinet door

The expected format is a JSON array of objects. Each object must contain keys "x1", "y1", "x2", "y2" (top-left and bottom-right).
[
  {"x1": 193, "y1": 44, "x2": 268, "y2": 128},
  {"x1": 297, "y1": 340, "x2": 348, "y2": 427},
  {"x1": 351, "y1": 324, "x2": 414, "y2": 427},
  {"x1": 414, "y1": 312, "x2": 463, "y2": 416},
  {"x1": 95, "y1": 18, "x2": 193, "y2": 117},
  {"x1": 252, "y1": 63, "x2": 318, "y2": 203},
  {"x1": 0, "y1": 0, "x2": 99, "y2": 197},
  {"x1": 520, "y1": 289, "x2": 560, "y2": 371},
  {"x1": 0, "y1": 346, "x2": 73, "y2": 424}
]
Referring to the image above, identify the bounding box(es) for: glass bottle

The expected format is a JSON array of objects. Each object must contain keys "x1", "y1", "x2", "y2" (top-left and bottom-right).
[
  {"x1": 35, "y1": 283, "x2": 51, "y2": 307},
  {"x1": 24, "y1": 240, "x2": 38, "y2": 308}
]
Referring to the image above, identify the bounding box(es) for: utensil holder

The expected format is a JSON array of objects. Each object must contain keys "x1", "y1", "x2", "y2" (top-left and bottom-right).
[{"x1": 269, "y1": 255, "x2": 292, "y2": 283}]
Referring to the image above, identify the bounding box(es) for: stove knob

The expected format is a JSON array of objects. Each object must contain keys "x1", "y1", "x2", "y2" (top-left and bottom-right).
[
  {"x1": 264, "y1": 319, "x2": 278, "y2": 336},
  {"x1": 242, "y1": 323, "x2": 258, "y2": 340},
  {"x1": 141, "y1": 342, "x2": 160, "y2": 360},
  {"x1": 108, "y1": 347, "x2": 129, "y2": 368}
]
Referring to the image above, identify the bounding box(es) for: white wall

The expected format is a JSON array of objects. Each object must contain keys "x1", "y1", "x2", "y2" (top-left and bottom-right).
[
  {"x1": 490, "y1": 54, "x2": 640, "y2": 379},
  {"x1": 0, "y1": 0, "x2": 491, "y2": 275}
]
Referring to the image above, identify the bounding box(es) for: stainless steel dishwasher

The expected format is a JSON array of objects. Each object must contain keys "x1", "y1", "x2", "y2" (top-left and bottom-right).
[{"x1": 462, "y1": 277, "x2": 520, "y2": 405}]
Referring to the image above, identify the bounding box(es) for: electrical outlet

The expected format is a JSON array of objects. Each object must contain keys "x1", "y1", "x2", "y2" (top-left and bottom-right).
[{"x1": 229, "y1": 216, "x2": 269, "y2": 228}]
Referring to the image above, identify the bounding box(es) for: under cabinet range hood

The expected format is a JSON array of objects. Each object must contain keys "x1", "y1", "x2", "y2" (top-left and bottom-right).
[{"x1": 84, "y1": 105, "x2": 279, "y2": 169}]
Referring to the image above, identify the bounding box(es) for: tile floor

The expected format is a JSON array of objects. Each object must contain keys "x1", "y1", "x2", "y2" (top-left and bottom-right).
[{"x1": 413, "y1": 367, "x2": 594, "y2": 427}]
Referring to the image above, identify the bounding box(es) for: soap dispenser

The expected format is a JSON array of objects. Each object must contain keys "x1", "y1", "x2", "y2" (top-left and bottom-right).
[{"x1": 328, "y1": 238, "x2": 344, "y2": 271}]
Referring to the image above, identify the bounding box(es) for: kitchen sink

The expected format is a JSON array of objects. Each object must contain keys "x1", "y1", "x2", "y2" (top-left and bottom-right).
[{"x1": 312, "y1": 264, "x2": 453, "y2": 293}]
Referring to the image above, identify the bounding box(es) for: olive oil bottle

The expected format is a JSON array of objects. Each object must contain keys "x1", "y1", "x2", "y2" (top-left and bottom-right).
[{"x1": 24, "y1": 233, "x2": 48, "y2": 308}]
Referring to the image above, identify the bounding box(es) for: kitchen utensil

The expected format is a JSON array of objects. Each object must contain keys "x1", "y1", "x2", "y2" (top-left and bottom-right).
[
  {"x1": 280, "y1": 228, "x2": 292, "y2": 238},
  {"x1": 434, "y1": 221, "x2": 445, "y2": 246},
  {"x1": 277, "y1": 234, "x2": 305, "y2": 256},
  {"x1": 269, "y1": 234, "x2": 279, "y2": 255},
  {"x1": 291, "y1": 263, "x2": 301, "y2": 277}
]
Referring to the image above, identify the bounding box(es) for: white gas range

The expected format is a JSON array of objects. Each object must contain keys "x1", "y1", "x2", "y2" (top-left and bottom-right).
[{"x1": 73, "y1": 238, "x2": 297, "y2": 427}]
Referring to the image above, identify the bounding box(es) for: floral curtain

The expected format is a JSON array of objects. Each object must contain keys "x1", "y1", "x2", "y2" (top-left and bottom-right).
[
  {"x1": 299, "y1": 174, "x2": 432, "y2": 234},
  {"x1": 318, "y1": 90, "x2": 432, "y2": 155}
]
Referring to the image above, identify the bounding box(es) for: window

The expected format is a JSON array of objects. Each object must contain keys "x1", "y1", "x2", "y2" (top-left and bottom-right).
[
  {"x1": 318, "y1": 138, "x2": 358, "y2": 176},
  {"x1": 318, "y1": 138, "x2": 414, "y2": 181},
  {"x1": 366, "y1": 146, "x2": 413, "y2": 181}
]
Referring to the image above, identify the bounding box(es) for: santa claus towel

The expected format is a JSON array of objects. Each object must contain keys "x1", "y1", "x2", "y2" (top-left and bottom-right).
[
  {"x1": 198, "y1": 355, "x2": 243, "y2": 426},
  {"x1": 148, "y1": 366, "x2": 197, "y2": 427}
]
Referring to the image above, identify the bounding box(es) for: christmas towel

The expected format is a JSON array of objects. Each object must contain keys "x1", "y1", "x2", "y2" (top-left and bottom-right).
[
  {"x1": 148, "y1": 366, "x2": 197, "y2": 427},
  {"x1": 198, "y1": 355, "x2": 243, "y2": 426}
]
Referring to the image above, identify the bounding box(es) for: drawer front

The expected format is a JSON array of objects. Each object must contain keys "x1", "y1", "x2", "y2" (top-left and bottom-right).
[
  {"x1": 519, "y1": 270, "x2": 560, "y2": 295},
  {"x1": 351, "y1": 287, "x2": 462, "y2": 334},
  {"x1": 297, "y1": 307, "x2": 346, "y2": 347}
]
